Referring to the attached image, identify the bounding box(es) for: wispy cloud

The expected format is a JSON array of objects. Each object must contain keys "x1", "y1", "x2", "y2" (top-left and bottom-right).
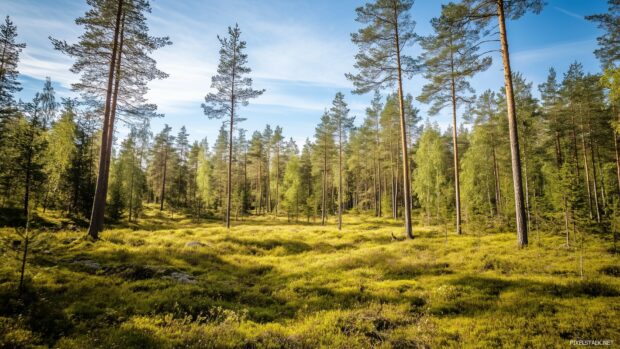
[
  {"x1": 512, "y1": 40, "x2": 595, "y2": 64},
  {"x1": 553, "y1": 6, "x2": 584, "y2": 20}
]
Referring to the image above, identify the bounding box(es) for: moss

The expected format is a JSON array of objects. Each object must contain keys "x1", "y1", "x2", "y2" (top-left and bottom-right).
[{"x1": 0, "y1": 205, "x2": 618, "y2": 347}]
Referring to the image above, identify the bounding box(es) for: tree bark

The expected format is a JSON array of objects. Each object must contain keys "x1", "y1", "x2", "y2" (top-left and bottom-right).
[
  {"x1": 497, "y1": 0, "x2": 527, "y2": 247},
  {"x1": 321, "y1": 138, "x2": 327, "y2": 225},
  {"x1": 614, "y1": 106, "x2": 620, "y2": 195},
  {"x1": 394, "y1": 8, "x2": 413, "y2": 239},
  {"x1": 339, "y1": 126, "x2": 343, "y2": 226},
  {"x1": 449, "y1": 53, "x2": 462, "y2": 235},
  {"x1": 87, "y1": 0, "x2": 124, "y2": 239},
  {"x1": 275, "y1": 142, "x2": 280, "y2": 215},
  {"x1": 160, "y1": 144, "x2": 167, "y2": 211}
]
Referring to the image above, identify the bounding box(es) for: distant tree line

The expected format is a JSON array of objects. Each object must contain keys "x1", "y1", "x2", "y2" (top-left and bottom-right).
[{"x1": 0, "y1": 0, "x2": 618, "y2": 249}]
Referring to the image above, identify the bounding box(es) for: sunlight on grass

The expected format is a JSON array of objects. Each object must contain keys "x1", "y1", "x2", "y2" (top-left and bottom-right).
[{"x1": 1, "y1": 206, "x2": 618, "y2": 348}]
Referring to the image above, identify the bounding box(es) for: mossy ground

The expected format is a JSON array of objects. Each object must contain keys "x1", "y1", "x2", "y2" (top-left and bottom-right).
[{"x1": 0, "y1": 205, "x2": 618, "y2": 348}]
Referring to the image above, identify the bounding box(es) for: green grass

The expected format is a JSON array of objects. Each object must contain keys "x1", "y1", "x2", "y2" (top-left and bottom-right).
[{"x1": 0, "y1": 206, "x2": 618, "y2": 348}]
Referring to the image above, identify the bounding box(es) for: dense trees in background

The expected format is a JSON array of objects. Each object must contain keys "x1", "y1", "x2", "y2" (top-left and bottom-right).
[
  {"x1": 417, "y1": 2, "x2": 492, "y2": 234},
  {"x1": 202, "y1": 24, "x2": 264, "y2": 229},
  {"x1": 0, "y1": 0, "x2": 619, "y2": 251},
  {"x1": 347, "y1": 0, "x2": 418, "y2": 239}
]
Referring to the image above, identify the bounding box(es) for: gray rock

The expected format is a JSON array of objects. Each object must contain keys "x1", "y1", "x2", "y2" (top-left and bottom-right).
[
  {"x1": 74, "y1": 259, "x2": 101, "y2": 271},
  {"x1": 185, "y1": 241, "x2": 206, "y2": 248},
  {"x1": 163, "y1": 271, "x2": 196, "y2": 284}
]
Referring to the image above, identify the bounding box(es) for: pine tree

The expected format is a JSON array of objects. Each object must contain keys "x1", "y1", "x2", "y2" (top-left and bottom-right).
[
  {"x1": 347, "y1": 0, "x2": 419, "y2": 238},
  {"x1": 43, "y1": 99, "x2": 77, "y2": 212},
  {"x1": 586, "y1": 0, "x2": 620, "y2": 69},
  {"x1": 262, "y1": 125, "x2": 273, "y2": 213},
  {"x1": 282, "y1": 152, "x2": 302, "y2": 221},
  {"x1": 413, "y1": 122, "x2": 449, "y2": 225},
  {"x1": 272, "y1": 126, "x2": 284, "y2": 215},
  {"x1": 149, "y1": 125, "x2": 174, "y2": 211},
  {"x1": 196, "y1": 138, "x2": 212, "y2": 216},
  {"x1": 418, "y1": 2, "x2": 492, "y2": 234},
  {"x1": 330, "y1": 92, "x2": 354, "y2": 230},
  {"x1": 39, "y1": 77, "x2": 58, "y2": 129},
  {"x1": 0, "y1": 16, "x2": 26, "y2": 111},
  {"x1": 300, "y1": 139, "x2": 314, "y2": 221},
  {"x1": 314, "y1": 110, "x2": 336, "y2": 225},
  {"x1": 8, "y1": 96, "x2": 48, "y2": 216},
  {"x1": 249, "y1": 131, "x2": 265, "y2": 215},
  {"x1": 461, "y1": 0, "x2": 545, "y2": 247},
  {"x1": 202, "y1": 24, "x2": 264, "y2": 228},
  {"x1": 52, "y1": 0, "x2": 171, "y2": 239}
]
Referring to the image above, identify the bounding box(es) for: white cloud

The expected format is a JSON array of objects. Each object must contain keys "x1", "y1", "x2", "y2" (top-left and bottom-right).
[{"x1": 553, "y1": 6, "x2": 584, "y2": 20}]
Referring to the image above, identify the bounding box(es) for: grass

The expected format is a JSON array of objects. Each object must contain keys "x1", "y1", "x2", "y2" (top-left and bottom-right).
[{"x1": 0, "y1": 205, "x2": 618, "y2": 348}]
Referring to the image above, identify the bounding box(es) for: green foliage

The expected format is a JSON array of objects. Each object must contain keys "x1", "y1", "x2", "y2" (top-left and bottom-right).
[
  {"x1": 413, "y1": 123, "x2": 451, "y2": 224},
  {"x1": 0, "y1": 207, "x2": 618, "y2": 347}
]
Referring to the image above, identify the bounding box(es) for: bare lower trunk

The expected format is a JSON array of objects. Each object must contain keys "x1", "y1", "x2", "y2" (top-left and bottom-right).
[
  {"x1": 226, "y1": 112, "x2": 233, "y2": 228},
  {"x1": 87, "y1": 0, "x2": 124, "y2": 239},
  {"x1": 321, "y1": 141, "x2": 327, "y2": 225},
  {"x1": 497, "y1": 0, "x2": 527, "y2": 247},
  {"x1": 338, "y1": 127, "x2": 343, "y2": 230},
  {"x1": 581, "y1": 127, "x2": 594, "y2": 219},
  {"x1": 450, "y1": 68, "x2": 461, "y2": 234},
  {"x1": 160, "y1": 146, "x2": 167, "y2": 211}
]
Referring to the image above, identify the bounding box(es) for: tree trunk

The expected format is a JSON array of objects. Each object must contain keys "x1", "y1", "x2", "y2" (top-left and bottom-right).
[
  {"x1": 321, "y1": 138, "x2": 327, "y2": 225},
  {"x1": 160, "y1": 145, "x2": 167, "y2": 211},
  {"x1": 497, "y1": 0, "x2": 527, "y2": 247},
  {"x1": 581, "y1": 122, "x2": 594, "y2": 219},
  {"x1": 23, "y1": 141, "x2": 32, "y2": 217},
  {"x1": 266, "y1": 149, "x2": 271, "y2": 213},
  {"x1": 128, "y1": 148, "x2": 135, "y2": 222},
  {"x1": 492, "y1": 145, "x2": 502, "y2": 217},
  {"x1": 449, "y1": 56, "x2": 462, "y2": 235},
  {"x1": 393, "y1": 10, "x2": 413, "y2": 238},
  {"x1": 614, "y1": 106, "x2": 620, "y2": 195},
  {"x1": 376, "y1": 116, "x2": 382, "y2": 217},
  {"x1": 87, "y1": 0, "x2": 124, "y2": 239},
  {"x1": 338, "y1": 124, "x2": 343, "y2": 230},
  {"x1": 589, "y1": 131, "x2": 601, "y2": 222},
  {"x1": 275, "y1": 143, "x2": 280, "y2": 215},
  {"x1": 226, "y1": 110, "x2": 233, "y2": 228}
]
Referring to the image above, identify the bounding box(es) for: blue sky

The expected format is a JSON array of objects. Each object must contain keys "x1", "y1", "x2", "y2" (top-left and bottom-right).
[{"x1": 3, "y1": 0, "x2": 609, "y2": 146}]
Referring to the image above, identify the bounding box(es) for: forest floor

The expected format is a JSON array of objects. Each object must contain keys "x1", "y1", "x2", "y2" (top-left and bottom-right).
[{"x1": 0, "y1": 205, "x2": 619, "y2": 348}]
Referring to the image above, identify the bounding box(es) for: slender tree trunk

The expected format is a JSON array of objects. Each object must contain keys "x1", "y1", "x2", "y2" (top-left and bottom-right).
[
  {"x1": 275, "y1": 143, "x2": 280, "y2": 215},
  {"x1": 571, "y1": 113, "x2": 580, "y2": 178},
  {"x1": 338, "y1": 125, "x2": 343, "y2": 230},
  {"x1": 588, "y1": 123, "x2": 601, "y2": 222},
  {"x1": 102, "y1": 14, "x2": 125, "y2": 214},
  {"x1": 581, "y1": 123, "x2": 594, "y2": 219},
  {"x1": 521, "y1": 124, "x2": 531, "y2": 231},
  {"x1": 160, "y1": 145, "x2": 167, "y2": 211},
  {"x1": 449, "y1": 59, "x2": 461, "y2": 234},
  {"x1": 497, "y1": 0, "x2": 527, "y2": 247},
  {"x1": 18, "y1": 230, "x2": 29, "y2": 298},
  {"x1": 266, "y1": 149, "x2": 271, "y2": 213},
  {"x1": 87, "y1": 0, "x2": 124, "y2": 239},
  {"x1": 23, "y1": 145, "x2": 32, "y2": 217},
  {"x1": 226, "y1": 111, "x2": 233, "y2": 228},
  {"x1": 614, "y1": 106, "x2": 620, "y2": 195},
  {"x1": 596, "y1": 144, "x2": 607, "y2": 212},
  {"x1": 492, "y1": 145, "x2": 501, "y2": 217},
  {"x1": 128, "y1": 149, "x2": 135, "y2": 222},
  {"x1": 322, "y1": 139, "x2": 327, "y2": 225},
  {"x1": 376, "y1": 117, "x2": 382, "y2": 217},
  {"x1": 258, "y1": 159, "x2": 262, "y2": 215},
  {"x1": 393, "y1": 11, "x2": 413, "y2": 238}
]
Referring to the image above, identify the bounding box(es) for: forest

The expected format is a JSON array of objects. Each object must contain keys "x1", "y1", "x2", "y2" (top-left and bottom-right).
[{"x1": 0, "y1": 0, "x2": 619, "y2": 348}]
